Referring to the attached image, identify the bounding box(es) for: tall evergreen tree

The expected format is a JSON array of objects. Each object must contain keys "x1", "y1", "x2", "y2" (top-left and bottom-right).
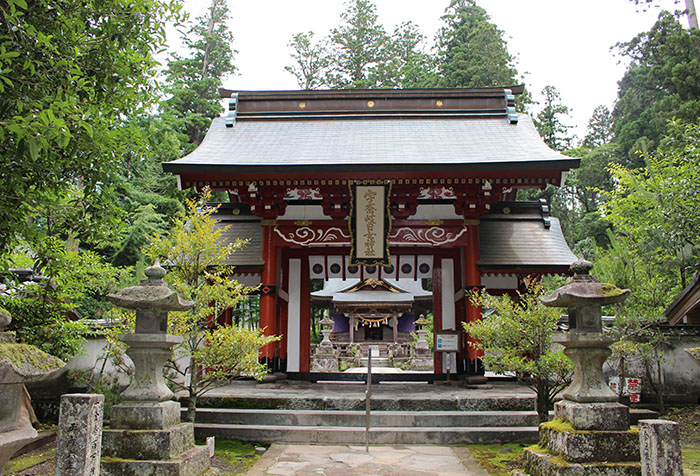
[
  {"x1": 434, "y1": 0, "x2": 521, "y2": 89},
  {"x1": 285, "y1": 32, "x2": 331, "y2": 89},
  {"x1": 582, "y1": 105, "x2": 614, "y2": 148},
  {"x1": 534, "y1": 85, "x2": 574, "y2": 151},
  {"x1": 325, "y1": 0, "x2": 390, "y2": 88},
  {"x1": 285, "y1": 0, "x2": 434, "y2": 89},
  {"x1": 161, "y1": 0, "x2": 236, "y2": 150},
  {"x1": 370, "y1": 22, "x2": 436, "y2": 88},
  {"x1": 612, "y1": 11, "x2": 700, "y2": 167}
]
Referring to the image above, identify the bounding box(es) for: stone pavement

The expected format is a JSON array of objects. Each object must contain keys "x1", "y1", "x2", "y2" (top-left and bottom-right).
[{"x1": 245, "y1": 443, "x2": 491, "y2": 476}]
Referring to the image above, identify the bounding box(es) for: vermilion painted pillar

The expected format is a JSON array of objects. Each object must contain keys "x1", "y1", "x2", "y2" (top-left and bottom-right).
[
  {"x1": 465, "y1": 223, "x2": 484, "y2": 368},
  {"x1": 259, "y1": 224, "x2": 278, "y2": 366}
]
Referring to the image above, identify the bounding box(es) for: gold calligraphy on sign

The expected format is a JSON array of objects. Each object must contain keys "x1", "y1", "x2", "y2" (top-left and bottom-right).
[
  {"x1": 349, "y1": 182, "x2": 391, "y2": 266},
  {"x1": 363, "y1": 188, "x2": 377, "y2": 257}
]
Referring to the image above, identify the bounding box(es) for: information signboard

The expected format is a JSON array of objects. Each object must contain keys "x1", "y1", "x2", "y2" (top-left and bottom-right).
[{"x1": 434, "y1": 330, "x2": 461, "y2": 352}]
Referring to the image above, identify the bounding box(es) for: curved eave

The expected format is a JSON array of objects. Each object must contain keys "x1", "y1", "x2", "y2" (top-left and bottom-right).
[{"x1": 163, "y1": 159, "x2": 579, "y2": 176}]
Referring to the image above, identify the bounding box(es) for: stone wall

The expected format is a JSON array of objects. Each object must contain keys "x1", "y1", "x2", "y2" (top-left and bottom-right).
[{"x1": 603, "y1": 325, "x2": 700, "y2": 404}]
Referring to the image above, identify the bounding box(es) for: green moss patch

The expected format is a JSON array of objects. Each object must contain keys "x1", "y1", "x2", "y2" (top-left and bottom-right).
[
  {"x1": 682, "y1": 446, "x2": 700, "y2": 476},
  {"x1": 0, "y1": 343, "x2": 63, "y2": 377},
  {"x1": 5, "y1": 447, "x2": 55, "y2": 473},
  {"x1": 600, "y1": 283, "x2": 627, "y2": 297},
  {"x1": 196, "y1": 439, "x2": 262, "y2": 475},
  {"x1": 467, "y1": 443, "x2": 528, "y2": 476}
]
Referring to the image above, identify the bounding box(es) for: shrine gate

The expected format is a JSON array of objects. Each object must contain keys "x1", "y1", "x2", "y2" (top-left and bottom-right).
[{"x1": 163, "y1": 87, "x2": 579, "y2": 377}]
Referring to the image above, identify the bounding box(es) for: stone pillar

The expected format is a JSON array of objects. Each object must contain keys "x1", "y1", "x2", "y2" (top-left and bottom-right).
[
  {"x1": 639, "y1": 419, "x2": 683, "y2": 476},
  {"x1": 55, "y1": 393, "x2": 104, "y2": 476}
]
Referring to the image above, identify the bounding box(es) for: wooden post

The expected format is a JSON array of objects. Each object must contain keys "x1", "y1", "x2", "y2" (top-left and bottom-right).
[
  {"x1": 259, "y1": 224, "x2": 277, "y2": 366},
  {"x1": 464, "y1": 224, "x2": 483, "y2": 366}
]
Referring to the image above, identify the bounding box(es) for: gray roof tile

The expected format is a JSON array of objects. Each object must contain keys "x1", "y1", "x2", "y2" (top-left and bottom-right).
[
  {"x1": 478, "y1": 217, "x2": 576, "y2": 269},
  {"x1": 165, "y1": 114, "x2": 575, "y2": 170}
]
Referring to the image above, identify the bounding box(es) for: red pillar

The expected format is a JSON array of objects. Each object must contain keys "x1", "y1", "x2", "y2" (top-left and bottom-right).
[
  {"x1": 465, "y1": 224, "x2": 483, "y2": 363},
  {"x1": 259, "y1": 224, "x2": 278, "y2": 366}
]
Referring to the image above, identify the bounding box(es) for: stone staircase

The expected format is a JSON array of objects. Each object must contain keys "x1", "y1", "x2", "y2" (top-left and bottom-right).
[
  {"x1": 184, "y1": 382, "x2": 540, "y2": 445},
  {"x1": 190, "y1": 408, "x2": 538, "y2": 445}
]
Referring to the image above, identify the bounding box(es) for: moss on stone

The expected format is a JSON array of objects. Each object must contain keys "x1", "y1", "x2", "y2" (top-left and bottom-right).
[
  {"x1": 542, "y1": 418, "x2": 581, "y2": 433},
  {"x1": 600, "y1": 283, "x2": 626, "y2": 297},
  {"x1": 0, "y1": 343, "x2": 64, "y2": 377},
  {"x1": 686, "y1": 347, "x2": 700, "y2": 360}
]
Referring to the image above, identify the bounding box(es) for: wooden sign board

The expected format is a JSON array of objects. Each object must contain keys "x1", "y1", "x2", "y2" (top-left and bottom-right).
[
  {"x1": 349, "y1": 182, "x2": 391, "y2": 267},
  {"x1": 434, "y1": 330, "x2": 461, "y2": 353}
]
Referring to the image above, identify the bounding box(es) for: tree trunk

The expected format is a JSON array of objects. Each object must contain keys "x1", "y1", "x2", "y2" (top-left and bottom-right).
[
  {"x1": 687, "y1": 0, "x2": 698, "y2": 29},
  {"x1": 186, "y1": 360, "x2": 201, "y2": 422},
  {"x1": 656, "y1": 356, "x2": 665, "y2": 414}
]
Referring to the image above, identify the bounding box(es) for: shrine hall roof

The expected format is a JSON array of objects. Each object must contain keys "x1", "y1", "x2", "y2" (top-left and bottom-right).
[
  {"x1": 163, "y1": 88, "x2": 579, "y2": 175},
  {"x1": 478, "y1": 202, "x2": 577, "y2": 271}
]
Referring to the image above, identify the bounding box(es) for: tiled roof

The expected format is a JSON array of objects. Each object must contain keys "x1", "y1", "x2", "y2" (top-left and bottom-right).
[
  {"x1": 163, "y1": 114, "x2": 577, "y2": 173},
  {"x1": 478, "y1": 217, "x2": 577, "y2": 270}
]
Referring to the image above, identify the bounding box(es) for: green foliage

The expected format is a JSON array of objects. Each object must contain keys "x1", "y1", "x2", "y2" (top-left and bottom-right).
[
  {"x1": 161, "y1": 0, "x2": 236, "y2": 148},
  {"x1": 0, "y1": 0, "x2": 182, "y2": 255},
  {"x1": 286, "y1": 0, "x2": 434, "y2": 90},
  {"x1": 435, "y1": 0, "x2": 523, "y2": 91},
  {"x1": 369, "y1": 21, "x2": 436, "y2": 89},
  {"x1": 612, "y1": 11, "x2": 700, "y2": 166},
  {"x1": 107, "y1": 115, "x2": 185, "y2": 267},
  {"x1": 465, "y1": 280, "x2": 572, "y2": 422},
  {"x1": 601, "y1": 120, "x2": 700, "y2": 291},
  {"x1": 534, "y1": 85, "x2": 574, "y2": 151},
  {"x1": 326, "y1": 0, "x2": 389, "y2": 88},
  {"x1": 285, "y1": 31, "x2": 331, "y2": 89},
  {"x1": 1, "y1": 239, "x2": 130, "y2": 360},
  {"x1": 582, "y1": 105, "x2": 614, "y2": 148},
  {"x1": 147, "y1": 190, "x2": 279, "y2": 421}
]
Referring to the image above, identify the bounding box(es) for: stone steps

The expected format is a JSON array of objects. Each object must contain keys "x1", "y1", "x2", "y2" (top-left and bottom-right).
[
  {"x1": 187, "y1": 408, "x2": 539, "y2": 445},
  {"x1": 193, "y1": 422, "x2": 538, "y2": 445}
]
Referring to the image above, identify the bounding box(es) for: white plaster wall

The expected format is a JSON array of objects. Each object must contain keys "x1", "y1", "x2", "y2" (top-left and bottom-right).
[
  {"x1": 66, "y1": 336, "x2": 190, "y2": 387},
  {"x1": 286, "y1": 258, "x2": 302, "y2": 372},
  {"x1": 441, "y1": 258, "x2": 457, "y2": 374}
]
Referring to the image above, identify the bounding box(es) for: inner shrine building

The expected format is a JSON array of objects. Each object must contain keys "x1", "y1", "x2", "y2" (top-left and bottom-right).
[{"x1": 163, "y1": 86, "x2": 579, "y2": 377}]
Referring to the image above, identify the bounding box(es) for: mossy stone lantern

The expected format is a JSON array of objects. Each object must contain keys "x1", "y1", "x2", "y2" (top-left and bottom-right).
[
  {"x1": 540, "y1": 258, "x2": 631, "y2": 430},
  {"x1": 107, "y1": 261, "x2": 193, "y2": 403}
]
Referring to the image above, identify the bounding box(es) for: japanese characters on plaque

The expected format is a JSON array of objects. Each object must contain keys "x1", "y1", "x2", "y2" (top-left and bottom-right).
[{"x1": 349, "y1": 182, "x2": 391, "y2": 267}]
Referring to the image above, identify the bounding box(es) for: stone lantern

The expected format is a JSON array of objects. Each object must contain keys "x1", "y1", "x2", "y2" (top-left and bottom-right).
[
  {"x1": 311, "y1": 312, "x2": 339, "y2": 372},
  {"x1": 540, "y1": 258, "x2": 631, "y2": 427},
  {"x1": 101, "y1": 262, "x2": 210, "y2": 475},
  {"x1": 411, "y1": 314, "x2": 433, "y2": 371},
  {"x1": 0, "y1": 308, "x2": 64, "y2": 473},
  {"x1": 319, "y1": 312, "x2": 335, "y2": 352},
  {"x1": 523, "y1": 258, "x2": 642, "y2": 476},
  {"x1": 414, "y1": 315, "x2": 431, "y2": 353}
]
